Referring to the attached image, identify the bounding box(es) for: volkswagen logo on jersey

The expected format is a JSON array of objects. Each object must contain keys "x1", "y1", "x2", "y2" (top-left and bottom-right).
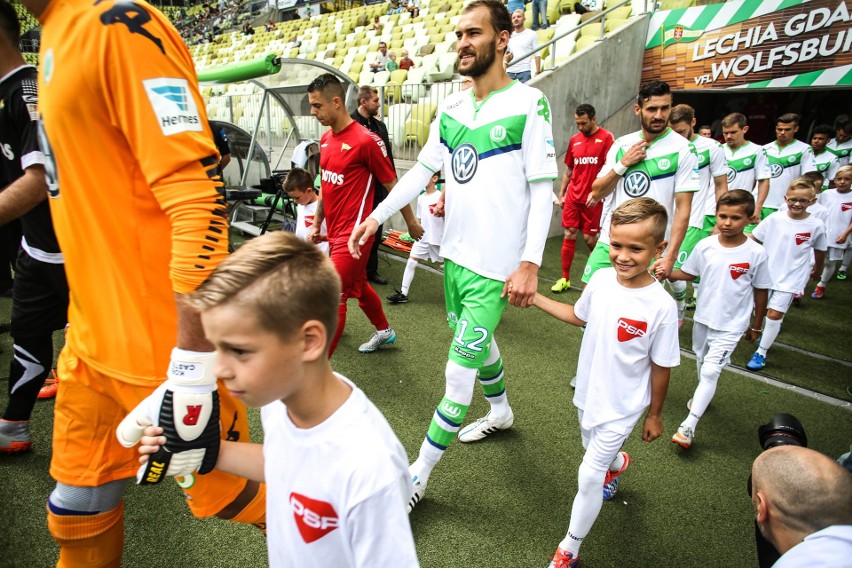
[
  {"x1": 623, "y1": 170, "x2": 651, "y2": 197},
  {"x1": 769, "y1": 163, "x2": 784, "y2": 178},
  {"x1": 451, "y1": 143, "x2": 478, "y2": 184},
  {"x1": 726, "y1": 166, "x2": 736, "y2": 184}
]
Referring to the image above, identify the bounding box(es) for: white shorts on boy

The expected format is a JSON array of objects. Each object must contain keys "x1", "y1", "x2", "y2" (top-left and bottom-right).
[
  {"x1": 692, "y1": 323, "x2": 740, "y2": 369},
  {"x1": 577, "y1": 408, "x2": 636, "y2": 470},
  {"x1": 767, "y1": 290, "x2": 795, "y2": 314},
  {"x1": 409, "y1": 240, "x2": 442, "y2": 263}
]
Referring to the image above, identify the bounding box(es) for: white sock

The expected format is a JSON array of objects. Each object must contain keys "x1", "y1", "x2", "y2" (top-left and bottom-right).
[
  {"x1": 757, "y1": 318, "x2": 783, "y2": 357},
  {"x1": 481, "y1": 338, "x2": 511, "y2": 421},
  {"x1": 609, "y1": 451, "x2": 625, "y2": 472},
  {"x1": 559, "y1": 462, "x2": 605, "y2": 555},
  {"x1": 684, "y1": 358, "x2": 723, "y2": 429},
  {"x1": 842, "y1": 248, "x2": 852, "y2": 271},
  {"x1": 401, "y1": 257, "x2": 418, "y2": 296},
  {"x1": 819, "y1": 260, "x2": 836, "y2": 288}
]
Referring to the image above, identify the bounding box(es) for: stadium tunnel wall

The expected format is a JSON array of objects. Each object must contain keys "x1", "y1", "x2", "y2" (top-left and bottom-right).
[{"x1": 532, "y1": 15, "x2": 649, "y2": 237}]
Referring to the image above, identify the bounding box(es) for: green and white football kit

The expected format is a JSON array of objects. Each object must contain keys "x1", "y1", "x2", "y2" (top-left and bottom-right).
[
  {"x1": 724, "y1": 141, "x2": 769, "y2": 233},
  {"x1": 827, "y1": 137, "x2": 851, "y2": 167},
  {"x1": 812, "y1": 150, "x2": 840, "y2": 189},
  {"x1": 761, "y1": 140, "x2": 815, "y2": 217},
  {"x1": 368, "y1": 80, "x2": 558, "y2": 508},
  {"x1": 674, "y1": 135, "x2": 727, "y2": 271},
  {"x1": 581, "y1": 128, "x2": 699, "y2": 283}
]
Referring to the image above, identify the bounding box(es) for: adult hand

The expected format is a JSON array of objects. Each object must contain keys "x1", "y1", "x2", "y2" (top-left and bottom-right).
[
  {"x1": 348, "y1": 218, "x2": 379, "y2": 259},
  {"x1": 621, "y1": 140, "x2": 649, "y2": 167},
  {"x1": 502, "y1": 262, "x2": 538, "y2": 308}
]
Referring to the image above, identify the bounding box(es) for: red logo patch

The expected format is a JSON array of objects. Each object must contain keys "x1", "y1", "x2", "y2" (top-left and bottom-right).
[
  {"x1": 617, "y1": 318, "x2": 647, "y2": 342},
  {"x1": 304, "y1": 214, "x2": 314, "y2": 229},
  {"x1": 794, "y1": 233, "x2": 811, "y2": 245},
  {"x1": 183, "y1": 405, "x2": 202, "y2": 426},
  {"x1": 842, "y1": 202, "x2": 852, "y2": 212},
  {"x1": 729, "y1": 263, "x2": 750, "y2": 280},
  {"x1": 290, "y1": 493, "x2": 339, "y2": 543}
]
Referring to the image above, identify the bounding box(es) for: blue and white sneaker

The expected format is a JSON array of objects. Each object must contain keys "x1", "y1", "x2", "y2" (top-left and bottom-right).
[
  {"x1": 746, "y1": 352, "x2": 766, "y2": 371},
  {"x1": 358, "y1": 327, "x2": 396, "y2": 353},
  {"x1": 602, "y1": 476, "x2": 620, "y2": 501},
  {"x1": 407, "y1": 473, "x2": 426, "y2": 514}
]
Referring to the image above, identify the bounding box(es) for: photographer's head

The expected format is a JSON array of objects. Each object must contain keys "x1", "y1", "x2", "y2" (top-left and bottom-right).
[{"x1": 751, "y1": 446, "x2": 852, "y2": 557}]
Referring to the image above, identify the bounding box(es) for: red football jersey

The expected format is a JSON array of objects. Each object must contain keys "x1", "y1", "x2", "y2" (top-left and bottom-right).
[
  {"x1": 319, "y1": 121, "x2": 396, "y2": 245},
  {"x1": 564, "y1": 127, "x2": 614, "y2": 203}
]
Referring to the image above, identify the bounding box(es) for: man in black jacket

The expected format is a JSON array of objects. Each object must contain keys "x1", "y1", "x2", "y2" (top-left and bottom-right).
[{"x1": 351, "y1": 85, "x2": 394, "y2": 285}]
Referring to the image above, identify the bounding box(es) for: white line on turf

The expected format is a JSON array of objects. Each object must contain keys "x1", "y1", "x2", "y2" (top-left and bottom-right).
[{"x1": 381, "y1": 251, "x2": 852, "y2": 410}]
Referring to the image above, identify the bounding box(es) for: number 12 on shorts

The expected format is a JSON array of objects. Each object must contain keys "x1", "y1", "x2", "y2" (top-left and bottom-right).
[{"x1": 453, "y1": 319, "x2": 489, "y2": 352}]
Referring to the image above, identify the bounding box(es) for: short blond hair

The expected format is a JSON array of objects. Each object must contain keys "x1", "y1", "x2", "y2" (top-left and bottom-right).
[
  {"x1": 836, "y1": 164, "x2": 852, "y2": 179},
  {"x1": 189, "y1": 232, "x2": 340, "y2": 346},
  {"x1": 610, "y1": 197, "x2": 668, "y2": 243},
  {"x1": 787, "y1": 178, "x2": 816, "y2": 197}
]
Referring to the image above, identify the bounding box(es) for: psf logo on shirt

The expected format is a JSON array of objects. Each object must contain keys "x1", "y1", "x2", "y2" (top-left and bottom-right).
[
  {"x1": 290, "y1": 493, "x2": 339, "y2": 543},
  {"x1": 729, "y1": 263, "x2": 750, "y2": 280},
  {"x1": 795, "y1": 233, "x2": 811, "y2": 245},
  {"x1": 841, "y1": 202, "x2": 852, "y2": 212},
  {"x1": 143, "y1": 78, "x2": 202, "y2": 136},
  {"x1": 617, "y1": 318, "x2": 647, "y2": 342}
]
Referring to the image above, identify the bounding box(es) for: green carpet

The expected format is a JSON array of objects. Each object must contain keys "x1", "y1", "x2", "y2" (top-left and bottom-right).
[{"x1": 0, "y1": 235, "x2": 850, "y2": 568}]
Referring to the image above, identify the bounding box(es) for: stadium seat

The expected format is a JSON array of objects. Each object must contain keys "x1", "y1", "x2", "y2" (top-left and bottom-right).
[
  {"x1": 574, "y1": 35, "x2": 599, "y2": 53},
  {"x1": 385, "y1": 103, "x2": 413, "y2": 150},
  {"x1": 428, "y1": 52, "x2": 457, "y2": 83},
  {"x1": 605, "y1": 18, "x2": 629, "y2": 32},
  {"x1": 402, "y1": 66, "x2": 428, "y2": 101}
]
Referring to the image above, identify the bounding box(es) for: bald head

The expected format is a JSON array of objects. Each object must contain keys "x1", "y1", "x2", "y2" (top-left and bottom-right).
[{"x1": 752, "y1": 446, "x2": 852, "y2": 548}]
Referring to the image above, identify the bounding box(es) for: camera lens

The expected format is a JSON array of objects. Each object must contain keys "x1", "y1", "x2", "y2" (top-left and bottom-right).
[{"x1": 758, "y1": 413, "x2": 808, "y2": 450}]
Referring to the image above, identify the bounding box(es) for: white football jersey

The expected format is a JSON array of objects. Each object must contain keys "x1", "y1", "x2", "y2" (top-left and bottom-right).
[
  {"x1": 812, "y1": 150, "x2": 840, "y2": 188},
  {"x1": 295, "y1": 200, "x2": 329, "y2": 254},
  {"x1": 762, "y1": 140, "x2": 816, "y2": 209},
  {"x1": 572, "y1": 268, "x2": 680, "y2": 432},
  {"x1": 752, "y1": 212, "x2": 827, "y2": 293},
  {"x1": 817, "y1": 189, "x2": 852, "y2": 249},
  {"x1": 262, "y1": 375, "x2": 417, "y2": 568},
  {"x1": 416, "y1": 190, "x2": 444, "y2": 247},
  {"x1": 827, "y1": 137, "x2": 852, "y2": 166},
  {"x1": 688, "y1": 135, "x2": 727, "y2": 222},
  {"x1": 724, "y1": 141, "x2": 769, "y2": 198},
  {"x1": 598, "y1": 128, "x2": 699, "y2": 244},
  {"x1": 415, "y1": 81, "x2": 558, "y2": 281},
  {"x1": 681, "y1": 235, "x2": 772, "y2": 332}
]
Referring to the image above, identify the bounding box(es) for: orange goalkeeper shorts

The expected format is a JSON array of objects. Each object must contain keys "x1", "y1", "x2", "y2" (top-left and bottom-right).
[{"x1": 50, "y1": 344, "x2": 252, "y2": 518}]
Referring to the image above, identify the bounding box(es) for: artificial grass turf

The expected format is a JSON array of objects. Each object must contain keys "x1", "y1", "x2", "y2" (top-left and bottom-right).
[{"x1": 0, "y1": 235, "x2": 850, "y2": 567}]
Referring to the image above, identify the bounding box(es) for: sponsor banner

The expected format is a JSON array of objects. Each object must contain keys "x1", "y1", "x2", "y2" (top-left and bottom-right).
[{"x1": 642, "y1": 0, "x2": 852, "y2": 89}]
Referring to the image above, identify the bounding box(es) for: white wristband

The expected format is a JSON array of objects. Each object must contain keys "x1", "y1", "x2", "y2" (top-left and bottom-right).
[
  {"x1": 168, "y1": 348, "x2": 217, "y2": 387},
  {"x1": 613, "y1": 161, "x2": 628, "y2": 176}
]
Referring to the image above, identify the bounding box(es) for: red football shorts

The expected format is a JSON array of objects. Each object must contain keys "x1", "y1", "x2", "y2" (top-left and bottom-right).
[
  {"x1": 562, "y1": 199, "x2": 603, "y2": 235},
  {"x1": 329, "y1": 235, "x2": 374, "y2": 300}
]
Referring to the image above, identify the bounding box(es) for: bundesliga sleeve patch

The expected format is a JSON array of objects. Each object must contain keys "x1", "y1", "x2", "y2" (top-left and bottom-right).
[{"x1": 143, "y1": 78, "x2": 202, "y2": 136}]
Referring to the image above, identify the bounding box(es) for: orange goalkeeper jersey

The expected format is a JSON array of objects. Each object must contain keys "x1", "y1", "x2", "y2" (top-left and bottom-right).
[{"x1": 38, "y1": 0, "x2": 228, "y2": 385}]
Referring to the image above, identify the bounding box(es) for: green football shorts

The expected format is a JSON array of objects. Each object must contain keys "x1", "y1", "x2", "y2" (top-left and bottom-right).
[{"x1": 444, "y1": 260, "x2": 507, "y2": 369}]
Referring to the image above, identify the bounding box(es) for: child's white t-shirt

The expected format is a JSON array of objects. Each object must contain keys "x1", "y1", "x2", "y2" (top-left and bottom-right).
[
  {"x1": 778, "y1": 199, "x2": 830, "y2": 228},
  {"x1": 817, "y1": 189, "x2": 852, "y2": 249},
  {"x1": 295, "y1": 200, "x2": 329, "y2": 254},
  {"x1": 261, "y1": 374, "x2": 418, "y2": 568},
  {"x1": 681, "y1": 235, "x2": 772, "y2": 333},
  {"x1": 572, "y1": 268, "x2": 681, "y2": 433},
  {"x1": 752, "y1": 212, "x2": 827, "y2": 293},
  {"x1": 416, "y1": 190, "x2": 444, "y2": 247}
]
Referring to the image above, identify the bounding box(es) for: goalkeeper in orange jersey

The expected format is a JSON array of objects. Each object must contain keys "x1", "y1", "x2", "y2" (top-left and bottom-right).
[{"x1": 20, "y1": 0, "x2": 266, "y2": 565}]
